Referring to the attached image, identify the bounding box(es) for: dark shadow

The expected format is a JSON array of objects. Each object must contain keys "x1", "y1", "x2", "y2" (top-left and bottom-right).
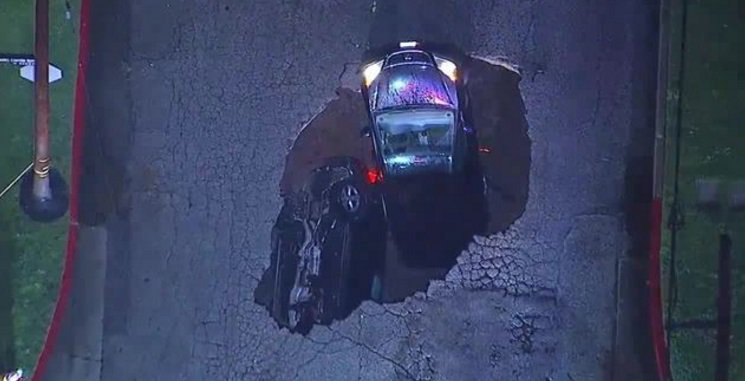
[
  {"x1": 254, "y1": 56, "x2": 532, "y2": 333},
  {"x1": 463, "y1": 57, "x2": 531, "y2": 235},
  {"x1": 367, "y1": 0, "x2": 473, "y2": 52},
  {"x1": 615, "y1": 0, "x2": 661, "y2": 378},
  {"x1": 85, "y1": 0, "x2": 134, "y2": 341},
  {"x1": 78, "y1": 0, "x2": 132, "y2": 227},
  {"x1": 619, "y1": 153, "x2": 658, "y2": 381},
  {"x1": 382, "y1": 170, "x2": 488, "y2": 270}
]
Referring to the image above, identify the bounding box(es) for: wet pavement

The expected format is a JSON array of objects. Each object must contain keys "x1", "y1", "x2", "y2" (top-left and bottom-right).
[{"x1": 75, "y1": 0, "x2": 660, "y2": 379}]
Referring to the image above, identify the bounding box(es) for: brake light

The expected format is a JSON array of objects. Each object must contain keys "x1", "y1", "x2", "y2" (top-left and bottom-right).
[{"x1": 365, "y1": 168, "x2": 383, "y2": 185}]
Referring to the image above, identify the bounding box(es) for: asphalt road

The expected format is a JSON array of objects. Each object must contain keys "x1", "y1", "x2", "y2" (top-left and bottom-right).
[{"x1": 85, "y1": 0, "x2": 659, "y2": 379}]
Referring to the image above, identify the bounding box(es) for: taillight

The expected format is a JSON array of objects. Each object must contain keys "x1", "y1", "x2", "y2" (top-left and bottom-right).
[{"x1": 365, "y1": 168, "x2": 383, "y2": 185}]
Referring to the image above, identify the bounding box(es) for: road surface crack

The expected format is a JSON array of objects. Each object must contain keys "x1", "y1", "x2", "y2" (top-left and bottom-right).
[{"x1": 324, "y1": 326, "x2": 420, "y2": 380}]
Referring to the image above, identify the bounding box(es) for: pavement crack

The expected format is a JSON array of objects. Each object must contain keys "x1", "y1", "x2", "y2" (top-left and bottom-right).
[{"x1": 324, "y1": 326, "x2": 419, "y2": 380}]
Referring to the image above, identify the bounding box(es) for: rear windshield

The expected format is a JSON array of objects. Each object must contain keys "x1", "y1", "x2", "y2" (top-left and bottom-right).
[
  {"x1": 376, "y1": 109, "x2": 454, "y2": 158},
  {"x1": 386, "y1": 51, "x2": 431, "y2": 66}
]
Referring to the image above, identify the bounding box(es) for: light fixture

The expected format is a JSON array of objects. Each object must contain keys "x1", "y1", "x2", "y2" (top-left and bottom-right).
[
  {"x1": 363, "y1": 60, "x2": 384, "y2": 87},
  {"x1": 434, "y1": 57, "x2": 457, "y2": 82}
]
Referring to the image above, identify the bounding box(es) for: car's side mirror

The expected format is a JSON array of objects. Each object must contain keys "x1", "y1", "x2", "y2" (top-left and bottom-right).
[{"x1": 361, "y1": 125, "x2": 371, "y2": 137}]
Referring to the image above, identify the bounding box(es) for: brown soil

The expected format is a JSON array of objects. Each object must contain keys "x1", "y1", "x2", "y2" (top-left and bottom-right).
[
  {"x1": 465, "y1": 58, "x2": 531, "y2": 233},
  {"x1": 279, "y1": 87, "x2": 374, "y2": 196}
]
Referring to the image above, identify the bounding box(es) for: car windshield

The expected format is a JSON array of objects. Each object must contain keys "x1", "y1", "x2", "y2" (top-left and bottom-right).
[{"x1": 375, "y1": 109, "x2": 455, "y2": 159}]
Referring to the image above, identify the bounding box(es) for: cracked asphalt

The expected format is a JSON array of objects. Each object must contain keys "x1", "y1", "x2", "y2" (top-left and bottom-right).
[{"x1": 83, "y1": 0, "x2": 660, "y2": 379}]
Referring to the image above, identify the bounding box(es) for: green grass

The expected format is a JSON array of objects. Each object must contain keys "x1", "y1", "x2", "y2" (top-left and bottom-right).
[
  {"x1": 661, "y1": 0, "x2": 745, "y2": 380},
  {"x1": 0, "y1": 0, "x2": 79, "y2": 373}
]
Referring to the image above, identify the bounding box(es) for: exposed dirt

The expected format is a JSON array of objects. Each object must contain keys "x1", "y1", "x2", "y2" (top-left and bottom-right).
[
  {"x1": 465, "y1": 58, "x2": 531, "y2": 234},
  {"x1": 279, "y1": 87, "x2": 374, "y2": 197}
]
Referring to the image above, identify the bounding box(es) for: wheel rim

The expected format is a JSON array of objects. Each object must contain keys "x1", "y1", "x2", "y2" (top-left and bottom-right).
[{"x1": 339, "y1": 184, "x2": 361, "y2": 214}]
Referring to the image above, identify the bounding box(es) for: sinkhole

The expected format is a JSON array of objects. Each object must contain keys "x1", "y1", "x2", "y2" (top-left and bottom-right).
[{"x1": 254, "y1": 55, "x2": 531, "y2": 335}]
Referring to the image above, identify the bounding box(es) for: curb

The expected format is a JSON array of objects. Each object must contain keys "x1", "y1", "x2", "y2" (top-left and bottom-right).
[
  {"x1": 649, "y1": 0, "x2": 673, "y2": 379},
  {"x1": 30, "y1": 0, "x2": 90, "y2": 378}
]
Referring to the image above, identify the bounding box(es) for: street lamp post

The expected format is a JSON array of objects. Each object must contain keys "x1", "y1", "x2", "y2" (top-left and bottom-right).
[
  {"x1": 694, "y1": 178, "x2": 745, "y2": 381},
  {"x1": 19, "y1": 0, "x2": 69, "y2": 222}
]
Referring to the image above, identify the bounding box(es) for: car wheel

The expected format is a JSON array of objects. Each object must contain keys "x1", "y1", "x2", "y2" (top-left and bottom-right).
[{"x1": 332, "y1": 179, "x2": 368, "y2": 220}]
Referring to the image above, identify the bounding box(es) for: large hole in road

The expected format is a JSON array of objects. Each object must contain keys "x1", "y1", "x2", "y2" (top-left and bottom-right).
[{"x1": 254, "y1": 56, "x2": 531, "y2": 334}]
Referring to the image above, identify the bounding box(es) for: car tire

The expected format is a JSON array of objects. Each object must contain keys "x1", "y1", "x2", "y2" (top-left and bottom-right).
[{"x1": 331, "y1": 179, "x2": 368, "y2": 221}]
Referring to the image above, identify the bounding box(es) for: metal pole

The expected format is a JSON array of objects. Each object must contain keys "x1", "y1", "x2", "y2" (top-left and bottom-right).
[
  {"x1": 33, "y1": 0, "x2": 52, "y2": 200},
  {"x1": 714, "y1": 233, "x2": 732, "y2": 381}
]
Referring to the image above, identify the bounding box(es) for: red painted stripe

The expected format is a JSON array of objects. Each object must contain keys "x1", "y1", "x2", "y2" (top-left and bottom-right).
[
  {"x1": 648, "y1": 197, "x2": 670, "y2": 381},
  {"x1": 30, "y1": 0, "x2": 90, "y2": 378}
]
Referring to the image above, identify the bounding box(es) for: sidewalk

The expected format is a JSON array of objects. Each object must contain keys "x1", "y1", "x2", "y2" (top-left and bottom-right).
[
  {"x1": 659, "y1": 0, "x2": 745, "y2": 379},
  {"x1": 34, "y1": 227, "x2": 105, "y2": 381}
]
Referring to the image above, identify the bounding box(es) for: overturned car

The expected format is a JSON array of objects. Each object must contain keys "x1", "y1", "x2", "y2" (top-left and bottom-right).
[{"x1": 254, "y1": 157, "x2": 386, "y2": 333}]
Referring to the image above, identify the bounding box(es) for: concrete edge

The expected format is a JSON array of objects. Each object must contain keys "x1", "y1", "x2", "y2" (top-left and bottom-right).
[
  {"x1": 649, "y1": 0, "x2": 674, "y2": 379},
  {"x1": 36, "y1": 227, "x2": 106, "y2": 381}
]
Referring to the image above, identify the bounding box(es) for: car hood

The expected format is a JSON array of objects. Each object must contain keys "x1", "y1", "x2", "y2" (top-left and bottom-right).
[{"x1": 369, "y1": 65, "x2": 458, "y2": 112}]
